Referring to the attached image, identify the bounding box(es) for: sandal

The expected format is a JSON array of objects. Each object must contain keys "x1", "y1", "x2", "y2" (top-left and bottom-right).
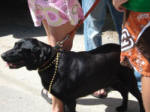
[
  {"x1": 41, "y1": 88, "x2": 52, "y2": 104},
  {"x1": 92, "y1": 89, "x2": 108, "y2": 99}
]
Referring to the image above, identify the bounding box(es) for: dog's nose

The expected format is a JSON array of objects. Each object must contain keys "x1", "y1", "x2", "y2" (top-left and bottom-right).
[{"x1": 1, "y1": 53, "x2": 7, "y2": 60}]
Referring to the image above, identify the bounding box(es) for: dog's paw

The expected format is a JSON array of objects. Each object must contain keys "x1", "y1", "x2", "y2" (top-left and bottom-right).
[{"x1": 116, "y1": 105, "x2": 127, "y2": 112}]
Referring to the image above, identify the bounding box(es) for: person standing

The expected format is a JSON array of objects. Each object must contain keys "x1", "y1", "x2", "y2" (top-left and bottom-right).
[{"x1": 112, "y1": 0, "x2": 150, "y2": 111}]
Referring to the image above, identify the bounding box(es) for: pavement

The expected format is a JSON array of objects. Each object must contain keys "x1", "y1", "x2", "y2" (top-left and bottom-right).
[{"x1": 0, "y1": 9, "x2": 140, "y2": 112}]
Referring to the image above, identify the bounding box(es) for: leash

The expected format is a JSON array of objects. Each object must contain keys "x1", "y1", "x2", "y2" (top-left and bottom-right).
[
  {"x1": 39, "y1": 0, "x2": 101, "y2": 93},
  {"x1": 56, "y1": 0, "x2": 101, "y2": 48}
]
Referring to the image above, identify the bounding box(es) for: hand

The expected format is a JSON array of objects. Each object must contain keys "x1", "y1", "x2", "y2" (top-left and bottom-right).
[{"x1": 112, "y1": 0, "x2": 128, "y2": 12}]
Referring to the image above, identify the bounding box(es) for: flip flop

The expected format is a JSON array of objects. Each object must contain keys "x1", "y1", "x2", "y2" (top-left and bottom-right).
[
  {"x1": 92, "y1": 89, "x2": 108, "y2": 99},
  {"x1": 41, "y1": 88, "x2": 52, "y2": 104}
]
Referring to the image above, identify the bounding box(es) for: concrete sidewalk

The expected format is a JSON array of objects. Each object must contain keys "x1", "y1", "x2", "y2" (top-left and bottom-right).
[{"x1": 0, "y1": 33, "x2": 140, "y2": 112}]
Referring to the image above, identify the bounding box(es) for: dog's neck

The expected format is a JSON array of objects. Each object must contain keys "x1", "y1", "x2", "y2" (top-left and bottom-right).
[
  {"x1": 38, "y1": 49, "x2": 60, "y2": 93},
  {"x1": 38, "y1": 47, "x2": 58, "y2": 70}
]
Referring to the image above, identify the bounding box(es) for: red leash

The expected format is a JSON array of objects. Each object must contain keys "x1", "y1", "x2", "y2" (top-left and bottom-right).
[{"x1": 56, "y1": 0, "x2": 101, "y2": 48}]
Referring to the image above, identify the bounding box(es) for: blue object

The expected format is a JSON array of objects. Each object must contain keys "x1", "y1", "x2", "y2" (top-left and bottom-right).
[
  {"x1": 134, "y1": 69, "x2": 142, "y2": 91},
  {"x1": 82, "y1": 0, "x2": 123, "y2": 51}
]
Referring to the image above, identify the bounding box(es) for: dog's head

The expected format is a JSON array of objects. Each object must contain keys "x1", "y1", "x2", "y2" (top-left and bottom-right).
[{"x1": 1, "y1": 38, "x2": 53, "y2": 70}]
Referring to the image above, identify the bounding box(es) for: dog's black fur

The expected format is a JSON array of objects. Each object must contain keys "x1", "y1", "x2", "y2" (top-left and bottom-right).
[{"x1": 1, "y1": 38, "x2": 144, "y2": 112}]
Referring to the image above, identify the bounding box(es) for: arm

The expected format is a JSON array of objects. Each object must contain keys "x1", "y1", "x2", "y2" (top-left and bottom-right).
[{"x1": 112, "y1": 0, "x2": 128, "y2": 12}]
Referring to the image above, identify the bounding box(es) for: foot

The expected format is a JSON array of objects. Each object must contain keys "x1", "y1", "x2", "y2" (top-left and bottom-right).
[
  {"x1": 41, "y1": 88, "x2": 52, "y2": 104},
  {"x1": 92, "y1": 89, "x2": 108, "y2": 99}
]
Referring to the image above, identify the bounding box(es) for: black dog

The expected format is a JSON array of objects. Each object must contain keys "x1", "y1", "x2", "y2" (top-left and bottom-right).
[{"x1": 1, "y1": 38, "x2": 144, "y2": 112}]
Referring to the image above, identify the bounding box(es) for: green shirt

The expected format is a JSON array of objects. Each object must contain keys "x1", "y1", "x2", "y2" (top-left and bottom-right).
[{"x1": 123, "y1": 0, "x2": 150, "y2": 12}]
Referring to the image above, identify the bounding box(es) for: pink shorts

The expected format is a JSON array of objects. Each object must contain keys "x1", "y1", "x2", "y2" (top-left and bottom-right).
[{"x1": 27, "y1": 0, "x2": 84, "y2": 27}]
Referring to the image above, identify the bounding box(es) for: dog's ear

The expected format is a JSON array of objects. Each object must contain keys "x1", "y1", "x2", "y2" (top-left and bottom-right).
[
  {"x1": 24, "y1": 39, "x2": 52, "y2": 70},
  {"x1": 18, "y1": 39, "x2": 42, "y2": 70},
  {"x1": 20, "y1": 38, "x2": 55, "y2": 70}
]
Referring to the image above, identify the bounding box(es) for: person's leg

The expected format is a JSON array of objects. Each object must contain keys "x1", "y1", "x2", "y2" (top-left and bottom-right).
[
  {"x1": 52, "y1": 96, "x2": 64, "y2": 112},
  {"x1": 106, "y1": 0, "x2": 123, "y2": 41},
  {"x1": 82, "y1": 0, "x2": 107, "y2": 51},
  {"x1": 82, "y1": 0, "x2": 109, "y2": 98},
  {"x1": 142, "y1": 76, "x2": 150, "y2": 112},
  {"x1": 42, "y1": 20, "x2": 75, "y2": 50},
  {"x1": 107, "y1": 2, "x2": 143, "y2": 92},
  {"x1": 42, "y1": 20, "x2": 76, "y2": 112}
]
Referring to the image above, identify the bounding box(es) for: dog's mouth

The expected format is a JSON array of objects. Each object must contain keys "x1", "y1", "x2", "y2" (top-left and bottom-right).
[{"x1": 6, "y1": 61, "x2": 25, "y2": 69}]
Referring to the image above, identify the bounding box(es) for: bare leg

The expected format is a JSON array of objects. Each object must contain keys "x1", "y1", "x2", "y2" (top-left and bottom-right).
[
  {"x1": 42, "y1": 19, "x2": 75, "y2": 50},
  {"x1": 142, "y1": 76, "x2": 150, "y2": 112},
  {"x1": 42, "y1": 19, "x2": 76, "y2": 112},
  {"x1": 52, "y1": 96, "x2": 64, "y2": 112}
]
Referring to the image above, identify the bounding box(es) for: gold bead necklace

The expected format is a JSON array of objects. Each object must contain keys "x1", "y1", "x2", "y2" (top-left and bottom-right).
[
  {"x1": 38, "y1": 52, "x2": 60, "y2": 93},
  {"x1": 48, "y1": 52, "x2": 60, "y2": 93}
]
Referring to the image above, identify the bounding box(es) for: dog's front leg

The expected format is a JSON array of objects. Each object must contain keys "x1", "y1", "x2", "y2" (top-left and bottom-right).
[{"x1": 63, "y1": 100, "x2": 76, "y2": 112}]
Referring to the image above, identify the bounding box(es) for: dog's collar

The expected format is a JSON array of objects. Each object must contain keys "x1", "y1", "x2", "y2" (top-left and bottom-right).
[
  {"x1": 38, "y1": 52, "x2": 60, "y2": 93},
  {"x1": 38, "y1": 48, "x2": 58, "y2": 70}
]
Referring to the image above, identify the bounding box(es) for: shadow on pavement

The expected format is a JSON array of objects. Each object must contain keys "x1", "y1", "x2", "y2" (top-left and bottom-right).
[{"x1": 77, "y1": 97, "x2": 140, "y2": 112}]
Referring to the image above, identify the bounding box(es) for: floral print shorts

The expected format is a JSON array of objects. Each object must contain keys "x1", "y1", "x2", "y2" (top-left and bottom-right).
[
  {"x1": 121, "y1": 11, "x2": 150, "y2": 77},
  {"x1": 27, "y1": 0, "x2": 84, "y2": 27}
]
